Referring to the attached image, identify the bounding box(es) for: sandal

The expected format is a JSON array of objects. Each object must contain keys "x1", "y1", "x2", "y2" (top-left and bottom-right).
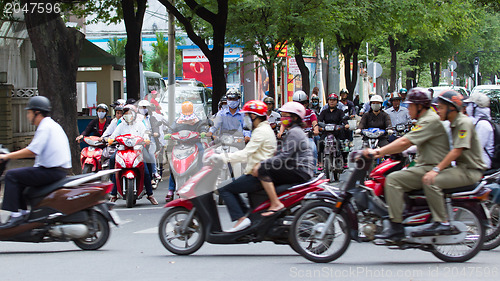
[
  {"x1": 147, "y1": 195, "x2": 158, "y2": 205},
  {"x1": 109, "y1": 195, "x2": 117, "y2": 203}
]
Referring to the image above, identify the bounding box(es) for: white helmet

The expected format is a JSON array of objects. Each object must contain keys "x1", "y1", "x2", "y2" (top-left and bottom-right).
[
  {"x1": 370, "y1": 95, "x2": 384, "y2": 103},
  {"x1": 292, "y1": 90, "x2": 308, "y2": 102},
  {"x1": 464, "y1": 93, "x2": 490, "y2": 108},
  {"x1": 138, "y1": 100, "x2": 151, "y2": 107}
]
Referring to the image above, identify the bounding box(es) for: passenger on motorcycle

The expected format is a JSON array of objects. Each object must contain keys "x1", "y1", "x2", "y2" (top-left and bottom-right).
[
  {"x1": 463, "y1": 93, "x2": 495, "y2": 170},
  {"x1": 339, "y1": 88, "x2": 356, "y2": 118},
  {"x1": 357, "y1": 95, "x2": 393, "y2": 147},
  {"x1": 385, "y1": 94, "x2": 411, "y2": 142},
  {"x1": 108, "y1": 105, "x2": 158, "y2": 205},
  {"x1": 75, "y1": 103, "x2": 112, "y2": 143},
  {"x1": 252, "y1": 102, "x2": 315, "y2": 217},
  {"x1": 207, "y1": 88, "x2": 250, "y2": 142},
  {"x1": 0, "y1": 96, "x2": 71, "y2": 223},
  {"x1": 317, "y1": 93, "x2": 350, "y2": 169},
  {"x1": 263, "y1": 97, "x2": 280, "y2": 132},
  {"x1": 101, "y1": 101, "x2": 125, "y2": 140},
  {"x1": 138, "y1": 100, "x2": 162, "y2": 186},
  {"x1": 210, "y1": 100, "x2": 277, "y2": 232}
]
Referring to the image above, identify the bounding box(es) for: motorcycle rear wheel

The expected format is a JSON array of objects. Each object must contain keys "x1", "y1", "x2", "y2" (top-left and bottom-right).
[
  {"x1": 158, "y1": 207, "x2": 205, "y2": 255},
  {"x1": 290, "y1": 201, "x2": 351, "y2": 263},
  {"x1": 431, "y1": 205, "x2": 484, "y2": 262},
  {"x1": 73, "y1": 211, "x2": 110, "y2": 250},
  {"x1": 125, "y1": 178, "x2": 135, "y2": 208}
]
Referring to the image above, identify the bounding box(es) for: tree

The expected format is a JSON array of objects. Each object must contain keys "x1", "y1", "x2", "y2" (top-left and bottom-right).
[
  {"x1": 107, "y1": 37, "x2": 127, "y2": 58},
  {"x1": 158, "y1": 0, "x2": 228, "y2": 114},
  {"x1": 149, "y1": 32, "x2": 183, "y2": 77},
  {"x1": 21, "y1": 0, "x2": 85, "y2": 174}
]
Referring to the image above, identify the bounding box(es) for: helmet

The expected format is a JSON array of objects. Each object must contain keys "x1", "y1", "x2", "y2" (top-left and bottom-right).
[
  {"x1": 340, "y1": 88, "x2": 349, "y2": 96},
  {"x1": 220, "y1": 95, "x2": 227, "y2": 102},
  {"x1": 123, "y1": 104, "x2": 137, "y2": 112},
  {"x1": 181, "y1": 101, "x2": 194, "y2": 115},
  {"x1": 25, "y1": 96, "x2": 51, "y2": 112},
  {"x1": 399, "y1": 88, "x2": 408, "y2": 95},
  {"x1": 138, "y1": 100, "x2": 151, "y2": 108},
  {"x1": 438, "y1": 90, "x2": 464, "y2": 110},
  {"x1": 112, "y1": 99, "x2": 126, "y2": 108},
  {"x1": 150, "y1": 90, "x2": 158, "y2": 95},
  {"x1": 404, "y1": 87, "x2": 431, "y2": 108},
  {"x1": 226, "y1": 88, "x2": 241, "y2": 99},
  {"x1": 311, "y1": 95, "x2": 319, "y2": 101},
  {"x1": 293, "y1": 90, "x2": 308, "y2": 102},
  {"x1": 327, "y1": 93, "x2": 339, "y2": 100},
  {"x1": 385, "y1": 93, "x2": 391, "y2": 98},
  {"x1": 114, "y1": 105, "x2": 124, "y2": 112},
  {"x1": 280, "y1": 101, "x2": 306, "y2": 120},
  {"x1": 390, "y1": 93, "x2": 402, "y2": 101},
  {"x1": 97, "y1": 103, "x2": 108, "y2": 112},
  {"x1": 126, "y1": 98, "x2": 137, "y2": 105},
  {"x1": 370, "y1": 95, "x2": 384, "y2": 103},
  {"x1": 122, "y1": 104, "x2": 137, "y2": 124},
  {"x1": 263, "y1": 96, "x2": 274, "y2": 104},
  {"x1": 463, "y1": 93, "x2": 490, "y2": 108},
  {"x1": 241, "y1": 100, "x2": 267, "y2": 116}
]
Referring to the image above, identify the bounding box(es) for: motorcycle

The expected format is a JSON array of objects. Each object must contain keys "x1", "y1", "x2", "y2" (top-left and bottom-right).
[
  {"x1": 214, "y1": 131, "x2": 245, "y2": 185},
  {"x1": 80, "y1": 136, "x2": 104, "y2": 174},
  {"x1": 0, "y1": 146, "x2": 120, "y2": 250},
  {"x1": 289, "y1": 152, "x2": 493, "y2": 263},
  {"x1": 318, "y1": 122, "x2": 349, "y2": 182},
  {"x1": 112, "y1": 134, "x2": 147, "y2": 208},
  {"x1": 158, "y1": 148, "x2": 328, "y2": 255},
  {"x1": 361, "y1": 128, "x2": 387, "y2": 149}
]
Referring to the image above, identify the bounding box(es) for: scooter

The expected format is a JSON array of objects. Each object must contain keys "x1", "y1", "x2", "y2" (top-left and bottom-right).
[
  {"x1": 318, "y1": 122, "x2": 349, "y2": 182},
  {"x1": 80, "y1": 136, "x2": 104, "y2": 174},
  {"x1": 361, "y1": 128, "x2": 386, "y2": 149},
  {"x1": 113, "y1": 134, "x2": 147, "y2": 208},
  {"x1": 158, "y1": 148, "x2": 328, "y2": 255},
  {"x1": 289, "y1": 152, "x2": 493, "y2": 263},
  {"x1": 0, "y1": 146, "x2": 120, "y2": 250}
]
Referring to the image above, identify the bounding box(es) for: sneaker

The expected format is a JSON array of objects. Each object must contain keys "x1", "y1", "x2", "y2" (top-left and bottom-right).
[
  {"x1": 226, "y1": 218, "x2": 251, "y2": 232},
  {"x1": 147, "y1": 195, "x2": 158, "y2": 205},
  {"x1": 109, "y1": 195, "x2": 117, "y2": 203},
  {"x1": 165, "y1": 190, "x2": 174, "y2": 202},
  {"x1": 154, "y1": 172, "x2": 161, "y2": 180}
]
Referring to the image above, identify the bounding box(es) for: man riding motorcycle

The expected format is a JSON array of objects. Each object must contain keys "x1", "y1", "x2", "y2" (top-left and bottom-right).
[
  {"x1": 263, "y1": 96, "x2": 280, "y2": 132},
  {"x1": 0, "y1": 96, "x2": 71, "y2": 224},
  {"x1": 385, "y1": 94, "x2": 411, "y2": 142},
  {"x1": 211, "y1": 100, "x2": 277, "y2": 232},
  {"x1": 75, "y1": 103, "x2": 112, "y2": 143},
  {"x1": 357, "y1": 95, "x2": 393, "y2": 148}
]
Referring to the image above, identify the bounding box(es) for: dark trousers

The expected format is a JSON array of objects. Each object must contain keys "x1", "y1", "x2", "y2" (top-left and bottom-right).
[
  {"x1": 258, "y1": 160, "x2": 310, "y2": 184},
  {"x1": 218, "y1": 174, "x2": 262, "y2": 221},
  {"x1": 110, "y1": 152, "x2": 153, "y2": 196},
  {"x1": 2, "y1": 167, "x2": 67, "y2": 212}
]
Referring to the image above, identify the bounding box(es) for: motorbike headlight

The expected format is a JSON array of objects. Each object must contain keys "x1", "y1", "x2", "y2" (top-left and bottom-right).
[
  {"x1": 132, "y1": 152, "x2": 143, "y2": 168},
  {"x1": 173, "y1": 146, "x2": 196, "y2": 160},
  {"x1": 221, "y1": 135, "x2": 233, "y2": 145},
  {"x1": 325, "y1": 124, "x2": 336, "y2": 131},
  {"x1": 116, "y1": 155, "x2": 126, "y2": 168},
  {"x1": 396, "y1": 124, "x2": 405, "y2": 131}
]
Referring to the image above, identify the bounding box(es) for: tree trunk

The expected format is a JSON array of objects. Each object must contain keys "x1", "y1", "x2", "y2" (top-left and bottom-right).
[
  {"x1": 122, "y1": 0, "x2": 147, "y2": 101},
  {"x1": 23, "y1": 0, "x2": 85, "y2": 174},
  {"x1": 339, "y1": 41, "x2": 360, "y2": 99},
  {"x1": 267, "y1": 62, "x2": 276, "y2": 100},
  {"x1": 388, "y1": 35, "x2": 397, "y2": 93},
  {"x1": 430, "y1": 62, "x2": 441, "y2": 86},
  {"x1": 294, "y1": 39, "x2": 310, "y2": 95}
]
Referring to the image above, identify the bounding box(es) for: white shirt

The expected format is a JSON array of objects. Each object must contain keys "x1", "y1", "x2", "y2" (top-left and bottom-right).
[
  {"x1": 266, "y1": 111, "x2": 281, "y2": 125},
  {"x1": 27, "y1": 117, "x2": 72, "y2": 169},
  {"x1": 111, "y1": 119, "x2": 149, "y2": 140},
  {"x1": 384, "y1": 106, "x2": 411, "y2": 127},
  {"x1": 102, "y1": 118, "x2": 119, "y2": 138}
]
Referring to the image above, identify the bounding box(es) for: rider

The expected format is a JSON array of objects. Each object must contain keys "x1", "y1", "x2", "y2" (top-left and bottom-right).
[
  {"x1": 357, "y1": 95, "x2": 393, "y2": 147},
  {"x1": 101, "y1": 101, "x2": 125, "y2": 140},
  {"x1": 108, "y1": 104, "x2": 158, "y2": 205},
  {"x1": 339, "y1": 88, "x2": 356, "y2": 118},
  {"x1": 217, "y1": 95, "x2": 228, "y2": 112},
  {"x1": 463, "y1": 93, "x2": 495, "y2": 170},
  {"x1": 382, "y1": 93, "x2": 392, "y2": 109},
  {"x1": 399, "y1": 88, "x2": 409, "y2": 108},
  {"x1": 138, "y1": 100, "x2": 161, "y2": 184},
  {"x1": 252, "y1": 102, "x2": 315, "y2": 217},
  {"x1": 384, "y1": 94, "x2": 411, "y2": 142},
  {"x1": 207, "y1": 88, "x2": 250, "y2": 143},
  {"x1": 317, "y1": 93, "x2": 350, "y2": 169},
  {"x1": 212, "y1": 100, "x2": 277, "y2": 232},
  {"x1": 0, "y1": 96, "x2": 71, "y2": 223},
  {"x1": 310, "y1": 95, "x2": 321, "y2": 115},
  {"x1": 75, "y1": 103, "x2": 112, "y2": 143},
  {"x1": 263, "y1": 96, "x2": 280, "y2": 132}
]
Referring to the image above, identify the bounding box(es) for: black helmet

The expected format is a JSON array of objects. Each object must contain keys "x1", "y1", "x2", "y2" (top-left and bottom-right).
[
  {"x1": 438, "y1": 90, "x2": 463, "y2": 110},
  {"x1": 25, "y1": 96, "x2": 51, "y2": 112},
  {"x1": 311, "y1": 95, "x2": 319, "y2": 101},
  {"x1": 97, "y1": 103, "x2": 109, "y2": 112},
  {"x1": 114, "y1": 105, "x2": 124, "y2": 112}
]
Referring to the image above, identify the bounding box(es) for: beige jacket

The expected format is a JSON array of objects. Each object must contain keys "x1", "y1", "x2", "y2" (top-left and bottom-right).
[{"x1": 221, "y1": 121, "x2": 277, "y2": 174}]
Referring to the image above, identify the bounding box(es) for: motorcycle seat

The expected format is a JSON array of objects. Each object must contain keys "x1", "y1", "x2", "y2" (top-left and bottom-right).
[
  {"x1": 24, "y1": 174, "x2": 89, "y2": 200},
  {"x1": 407, "y1": 183, "x2": 479, "y2": 196}
]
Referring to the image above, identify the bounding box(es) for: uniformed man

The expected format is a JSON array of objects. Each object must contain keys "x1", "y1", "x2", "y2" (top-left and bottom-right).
[
  {"x1": 0, "y1": 96, "x2": 71, "y2": 223},
  {"x1": 363, "y1": 88, "x2": 450, "y2": 240}
]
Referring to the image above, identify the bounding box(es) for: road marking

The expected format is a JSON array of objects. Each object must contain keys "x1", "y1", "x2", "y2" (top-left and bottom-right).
[
  {"x1": 134, "y1": 227, "x2": 158, "y2": 234},
  {"x1": 114, "y1": 206, "x2": 165, "y2": 212}
]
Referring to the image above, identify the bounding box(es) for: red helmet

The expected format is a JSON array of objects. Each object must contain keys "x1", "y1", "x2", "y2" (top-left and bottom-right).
[
  {"x1": 240, "y1": 100, "x2": 267, "y2": 116},
  {"x1": 404, "y1": 87, "x2": 431, "y2": 108},
  {"x1": 438, "y1": 90, "x2": 464, "y2": 110},
  {"x1": 327, "y1": 93, "x2": 339, "y2": 100}
]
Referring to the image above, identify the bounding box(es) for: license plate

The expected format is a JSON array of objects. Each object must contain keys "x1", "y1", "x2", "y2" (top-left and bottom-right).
[{"x1": 109, "y1": 210, "x2": 121, "y2": 225}]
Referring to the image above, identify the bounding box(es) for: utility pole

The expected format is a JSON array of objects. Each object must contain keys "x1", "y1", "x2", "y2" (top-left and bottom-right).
[
  {"x1": 474, "y1": 57, "x2": 480, "y2": 87},
  {"x1": 167, "y1": 0, "x2": 176, "y2": 125}
]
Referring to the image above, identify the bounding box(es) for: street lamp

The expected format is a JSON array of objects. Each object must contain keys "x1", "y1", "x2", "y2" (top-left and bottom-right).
[{"x1": 474, "y1": 57, "x2": 479, "y2": 86}]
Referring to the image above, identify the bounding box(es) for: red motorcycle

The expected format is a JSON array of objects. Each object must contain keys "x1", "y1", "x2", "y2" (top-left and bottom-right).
[
  {"x1": 80, "y1": 136, "x2": 104, "y2": 173},
  {"x1": 158, "y1": 149, "x2": 328, "y2": 255},
  {"x1": 113, "y1": 134, "x2": 147, "y2": 208}
]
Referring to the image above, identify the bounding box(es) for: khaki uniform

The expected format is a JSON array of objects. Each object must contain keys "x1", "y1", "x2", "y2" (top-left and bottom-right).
[{"x1": 385, "y1": 110, "x2": 449, "y2": 223}]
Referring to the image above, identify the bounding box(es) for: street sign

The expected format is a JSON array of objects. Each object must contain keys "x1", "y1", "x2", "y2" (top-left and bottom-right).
[
  {"x1": 288, "y1": 58, "x2": 301, "y2": 75},
  {"x1": 367, "y1": 62, "x2": 382, "y2": 78},
  {"x1": 448, "y1": 61, "x2": 457, "y2": 71}
]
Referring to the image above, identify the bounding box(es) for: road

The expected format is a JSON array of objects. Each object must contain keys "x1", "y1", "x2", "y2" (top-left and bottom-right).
[{"x1": 1, "y1": 174, "x2": 500, "y2": 281}]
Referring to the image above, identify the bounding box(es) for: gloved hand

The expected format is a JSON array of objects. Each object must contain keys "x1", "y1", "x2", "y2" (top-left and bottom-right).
[
  {"x1": 387, "y1": 129, "x2": 394, "y2": 135},
  {"x1": 355, "y1": 129, "x2": 361, "y2": 135},
  {"x1": 207, "y1": 154, "x2": 224, "y2": 164}
]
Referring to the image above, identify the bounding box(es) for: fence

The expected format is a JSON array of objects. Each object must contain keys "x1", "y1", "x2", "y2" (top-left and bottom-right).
[{"x1": 10, "y1": 88, "x2": 37, "y2": 149}]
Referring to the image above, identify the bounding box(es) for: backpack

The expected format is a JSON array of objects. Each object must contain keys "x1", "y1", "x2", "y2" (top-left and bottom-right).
[{"x1": 476, "y1": 118, "x2": 500, "y2": 169}]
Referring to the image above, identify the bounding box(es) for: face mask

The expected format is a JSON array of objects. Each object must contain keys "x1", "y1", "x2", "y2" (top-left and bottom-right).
[
  {"x1": 465, "y1": 103, "x2": 475, "y2": 117},
  {"x1": 139, "y1": 108, "x2": 148, "y2": 115},
  {"x1": 228, "y1": 100, "x2": 239, "y2": 109},
  {"x1": 97, "y1": 112, "x2": 106, "y2": 119},
  {"x1": 281, "y1": 116, "x2": 292, "y2": 127},
  {"x1": 123, "y1": 113, "x2": 134, "y2": 123},
  {"x1": 312, "y1": 101, "x2": 319, "y2": 106},
  {"x1": 243, "y1": 115, "x2": 254, "y2": 130},
  {"x1": 371, "y1": 104, "x2": 382, "y2": 112}
]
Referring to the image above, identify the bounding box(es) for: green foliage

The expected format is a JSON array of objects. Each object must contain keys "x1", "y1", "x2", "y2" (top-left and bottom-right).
[
  {"x1": 107, "y1": 37, "x2": 126, "y2": 58},
  {"x1": 148, "y1": 32, "x2": 183, "y2": 77}
]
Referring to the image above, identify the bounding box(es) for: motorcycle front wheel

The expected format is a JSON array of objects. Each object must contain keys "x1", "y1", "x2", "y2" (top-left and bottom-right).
[
  {"x1": 82, "y1": 164, "x2": 94, "y2": 174},
  {"x1": 290, "y1": 201, "x2": 351, "y2": 263},
  {"x1": 158, "y1": 207, "x2": 205, "y2": 255},
  {"x1": 431, "y1": 205, "x2": 485, "y2": 262},
  {"x1": 125, "y1": 178, "x2": 135, "y2": 208},
  {"x1": 73, "y1": 211, "x2": 110, "y2": 250},
  {"x1": 482, "y1": 201, "x2": 500, "y2": 250}
]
